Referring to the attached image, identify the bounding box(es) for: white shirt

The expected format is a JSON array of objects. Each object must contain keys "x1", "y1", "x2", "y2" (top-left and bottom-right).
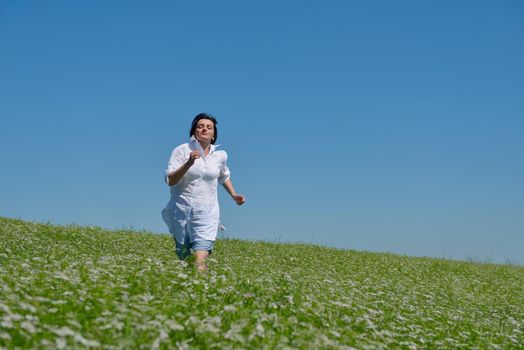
[{"x1": 163, "y1": 137, "x2": 230, "y2": 241}]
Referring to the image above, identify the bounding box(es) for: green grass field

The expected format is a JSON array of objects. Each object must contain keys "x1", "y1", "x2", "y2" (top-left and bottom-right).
[{"x1": 1, "y1": 217, "x2": 523, "y2": 349}]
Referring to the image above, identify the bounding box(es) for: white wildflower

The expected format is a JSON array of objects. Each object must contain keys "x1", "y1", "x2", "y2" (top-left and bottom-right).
[
  {"x1": 198, "y1": 316, "x2": 222, "y2": 334},
  {"x1": 40, "y1": 339, "x2": 52, "y2": 347},
  {"x1": 175, "y1": 339, "x2": 192, "y2": 350},
  {"x1": 223, "y1": 305, "x2": 237, "y2": 312},
  {"x1": 151, "y1": 329, "x2": 169, "y2": 350},
  {"x1": 363, "y1": 314, "x2": 376, "y2": 329},
  {"x1": 0, "y1": 303, "x2": 11, "y2": 313},
  {"x1": 330, "y1": 330, "x2": 341, "y2": 338},
  {"x1": 396, "y1": 314, "x2": 407, "y2": 321},
  {"x1": 55, "y1": 338, "x2": 67, "y2": 350},
  {"x1": 74, "y1": 333, "x2": 100, "y2": 347},
  {"x1": 166, "y1": 319, "x2": 184, "y2": 331},
  {"x1": 52, "y1": 326, "x2": 76, "y2": 337},
  {"x1": 177, "y1": 272, "x2": 189, "y2": 279},
  {"x1": 140, "y1": 293, "x2": 155, "y2": 303},
  {"x1": 251, "y1": 321, "x2": 265, "y2": 341},
  {"x1": 67, "y1": 319, "x2": 81, "y2": 329},
  {"x1": 288, "y1": 316, "x2": 298, "y2": 325},
  {"x1": 185, "y1": 315, "x2": 200, "y2": 326},
  {"x1": 98, "y1": 323, "x2": 111, "y2": 330},
  {"x1": 53, "y1": 272, "x2": 70, "y2": 281},
  {"x1": 20, "y1": 321, "x2": 37, "y2": 333},
  {"x1": 225, "y1": 322, "x2": 247, "y2": 343},
  {"x1": 34, "y1": 297, "x2": 51, "y2": 303},
  {"x1": 19, "y1": 302, "x2": 36, "y2": 313},
  {"x1": 256, "y1": 322, "x2": 265, "y2": 334},
  {"x1": 0, "y1": 320, "x2": 12, "y2": 329},
  {"x1": 1, "y1": 313, "x2": 21, "y2": 329},
  {"x1": 341, "y1": 315, "x2": 352, "y2": 324},
  {"x1": 331, "y1": 301, "x2": 351, "y2": 308}
]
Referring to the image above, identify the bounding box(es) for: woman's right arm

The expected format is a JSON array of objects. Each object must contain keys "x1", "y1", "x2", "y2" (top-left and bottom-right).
[{"x1": 166, "y1": 150, "x2": 200, "y2": 186}]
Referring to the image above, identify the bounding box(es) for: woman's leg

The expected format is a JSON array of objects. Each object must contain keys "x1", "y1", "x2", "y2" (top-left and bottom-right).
[
  {"x1": 162, "y1": 208, "x2": 190, "y2": 260},
  {"x1": 175, "y1": 235, "x2": 191, "y2": 260},
  {"x1": 191, "y1": 240, "x2": 214, "y2": 271},
  {"x1": 194, "y1": 250, "x2": 209, "y2": 271}
]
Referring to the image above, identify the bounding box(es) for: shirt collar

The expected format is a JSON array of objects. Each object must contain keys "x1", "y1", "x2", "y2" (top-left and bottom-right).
[{"x1": 189, "y1": 136, "x2": 217, "y2": 157}]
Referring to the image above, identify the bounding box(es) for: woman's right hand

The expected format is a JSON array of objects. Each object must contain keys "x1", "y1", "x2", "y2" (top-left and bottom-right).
[{"x1": 187, "y1": 150, "x2": 201, "y2": 166}]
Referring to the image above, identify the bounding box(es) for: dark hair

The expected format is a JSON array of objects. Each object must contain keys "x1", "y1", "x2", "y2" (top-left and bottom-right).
[{"x1": 190, "y1": 113, "x2": 218, "y2": 144}]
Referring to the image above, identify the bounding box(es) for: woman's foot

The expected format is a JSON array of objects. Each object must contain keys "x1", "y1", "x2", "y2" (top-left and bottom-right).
[{"x1": 196, "y1": 261, "x2": 208, "y2": 272}]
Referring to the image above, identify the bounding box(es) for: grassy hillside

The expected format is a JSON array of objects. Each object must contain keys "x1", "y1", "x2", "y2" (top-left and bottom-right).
[{"x1": 1, "y1": 217, "x2": 523, "y2": 349}]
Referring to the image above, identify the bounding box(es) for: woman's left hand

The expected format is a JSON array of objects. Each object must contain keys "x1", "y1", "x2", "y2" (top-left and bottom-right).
[{"x1": 232, "y1": 194, "x2": 246, "y2": 206}]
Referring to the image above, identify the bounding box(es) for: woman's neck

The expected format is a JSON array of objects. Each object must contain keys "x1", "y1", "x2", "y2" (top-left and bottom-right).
[{"x1": 198, "y1": 140, "x2": 211, "y2": 155}]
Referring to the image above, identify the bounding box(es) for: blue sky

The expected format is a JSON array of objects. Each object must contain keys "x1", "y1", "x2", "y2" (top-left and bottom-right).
[{"x1": 1, "y1": 1, "x2": 523, "y2": 264}]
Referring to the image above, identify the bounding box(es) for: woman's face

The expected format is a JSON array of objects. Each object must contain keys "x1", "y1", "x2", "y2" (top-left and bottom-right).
[{"x1": 194, "y1": 118, "x2": 215, "y2": 143}]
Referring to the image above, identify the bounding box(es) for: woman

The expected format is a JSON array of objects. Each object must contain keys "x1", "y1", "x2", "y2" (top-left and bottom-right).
[{"x1": 161, "y1": 113, "x2": 245, "y2": 271}]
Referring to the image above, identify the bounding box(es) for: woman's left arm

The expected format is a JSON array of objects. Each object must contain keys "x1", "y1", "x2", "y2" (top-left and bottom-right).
[{"x1": 222, "y1": 179, "x2": 246, "y2": 205}]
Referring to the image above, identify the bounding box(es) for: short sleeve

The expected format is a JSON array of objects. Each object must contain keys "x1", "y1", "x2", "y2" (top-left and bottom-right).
[
  {"x1": 165, "y1": 145, "x2": 187, "y2": 183},
  {"x1": 218, "y1": 151, "x2": 231, "y2": 185}
]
